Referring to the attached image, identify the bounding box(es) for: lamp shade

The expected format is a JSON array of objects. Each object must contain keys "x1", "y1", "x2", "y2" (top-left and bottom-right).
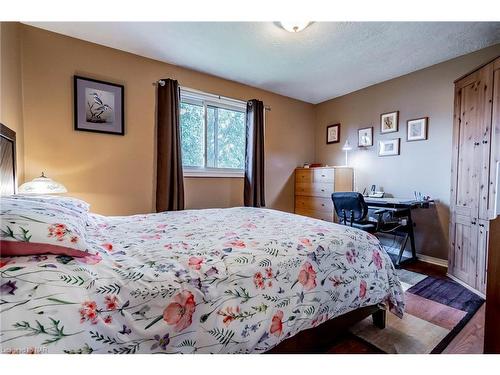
[
  {"x1": 18, "y1": 172, "x2": 67, "y2": 195},
  {"x1": 342, "y1": 140, "x2": 353, "y2": 151}
]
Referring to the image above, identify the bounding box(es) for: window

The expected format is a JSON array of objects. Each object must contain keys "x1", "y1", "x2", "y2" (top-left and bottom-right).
[{"x1": 180, "y1": 88, "x2": 246, "y2": 177}]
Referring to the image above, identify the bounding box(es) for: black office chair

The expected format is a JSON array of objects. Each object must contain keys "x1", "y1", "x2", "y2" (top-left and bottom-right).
[{"x1": 331, "y1": 192, "x2": 388, "y2": 233}]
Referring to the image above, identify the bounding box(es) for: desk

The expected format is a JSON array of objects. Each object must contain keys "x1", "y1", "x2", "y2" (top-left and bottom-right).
[{"x1": 364, "y1": 197, "x2": 434, "y2": 268}]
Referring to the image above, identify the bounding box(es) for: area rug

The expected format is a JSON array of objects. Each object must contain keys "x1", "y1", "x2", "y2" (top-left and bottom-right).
[{"x1": 349, "y1": 271, "x2": 484, "y2": 354}]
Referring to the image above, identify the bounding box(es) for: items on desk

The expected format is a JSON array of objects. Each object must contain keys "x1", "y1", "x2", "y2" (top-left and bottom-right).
[
  {"x1": 368, "y1": 191, "x2": 385, "y2": 198},
  {"x1": 362, "y1": 185, "x2": 385, "y2": 198},
  {"x1": 413, "y1": 191, "x2": 431, "y2": 202}
]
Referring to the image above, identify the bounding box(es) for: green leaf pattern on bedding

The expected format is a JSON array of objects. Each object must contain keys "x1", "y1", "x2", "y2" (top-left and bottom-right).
[{"x1": 0, "y1": 207, "x2": 404, "y2": 353}]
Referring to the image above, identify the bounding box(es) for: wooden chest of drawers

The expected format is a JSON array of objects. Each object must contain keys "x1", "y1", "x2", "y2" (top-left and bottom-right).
[{"x1": 294, "y1": 167, "x2": 354, "y2": 222}]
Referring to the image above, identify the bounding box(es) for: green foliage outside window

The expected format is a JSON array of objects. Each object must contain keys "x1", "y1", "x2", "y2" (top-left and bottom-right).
[
  {"x1": 181, "y1": 101, "x2": 245, "y2": 170},
  {"x1": 180, "y1": 102, "x2": 204, "y2": 167}
]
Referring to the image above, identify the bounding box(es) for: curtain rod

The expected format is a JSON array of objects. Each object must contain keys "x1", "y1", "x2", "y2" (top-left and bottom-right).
[{"x1": 153, "y1": 80, "x2": 271, "y2": 111}]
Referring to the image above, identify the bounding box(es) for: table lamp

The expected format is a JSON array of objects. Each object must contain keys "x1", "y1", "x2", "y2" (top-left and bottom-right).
[
  {"x1": 342, "y1": 140, "x2": 352, "y2": 166},
  {"x1": 18, "y1": 172, "x2": 67, "y2": 195}
]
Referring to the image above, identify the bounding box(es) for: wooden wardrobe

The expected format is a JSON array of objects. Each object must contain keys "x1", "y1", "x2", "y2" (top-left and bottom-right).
[{"x1": 448, "y1": 56, "x2": 500, "y2": 296}]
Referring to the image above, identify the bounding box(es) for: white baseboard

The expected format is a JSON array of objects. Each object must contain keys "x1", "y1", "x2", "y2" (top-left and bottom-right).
[
  {"x1": 383, "y1": 246, "x2": 448, "y2": 267},
  {"x1": 417, "y1": 254, "x2": 448, "y2": 268}
]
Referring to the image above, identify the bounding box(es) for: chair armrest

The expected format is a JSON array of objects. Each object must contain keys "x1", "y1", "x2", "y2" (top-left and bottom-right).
[{"x1": 373, "y1": 209, "x2": 389, "y2": 215}]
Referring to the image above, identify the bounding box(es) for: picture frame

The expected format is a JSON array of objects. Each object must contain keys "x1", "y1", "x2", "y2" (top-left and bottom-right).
[
  {"x1": 326, "y1": 123, "x2": 340, "y2": 144},
  {"x1": 407, "y1": 117, "x2": 428, "y2": 141},
  {"x1": 358, "y1": 126, "x2": 374, "y2": 147},
  {"x1": 378, "y1": 138, "x2": 400, "y2": 156},
  {"x1": 380, "y1": 111, "x2": 399, "y2": 134},
  {"x1": 74, "y1": 75, "x2": 125, "y2": 135}
]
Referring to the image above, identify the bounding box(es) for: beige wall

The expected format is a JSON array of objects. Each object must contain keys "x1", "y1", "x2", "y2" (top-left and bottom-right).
[
  {"x1": 20, "y1": 25, "x2": 315, "y2": 215},
  {"x1": 12, "y1": 23, "x2": 500, "y2": 261},
  {"x1": 314, "y1": 44, "x2": 500, "y2": 260},
  {"x1": 184, "y1": 178, "x2": 244, "y2": 209},
  {"x1": 0, "y1": 22, "x2": 24, "y2": 184}
]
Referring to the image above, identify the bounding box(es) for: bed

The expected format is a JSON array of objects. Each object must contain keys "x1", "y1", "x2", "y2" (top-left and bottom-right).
[{"x1": 0, "y1": 124, "x2": 404, "y2": 354}]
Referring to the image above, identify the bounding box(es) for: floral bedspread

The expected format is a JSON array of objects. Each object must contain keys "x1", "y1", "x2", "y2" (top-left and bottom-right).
[{"x1": 0, "y1": 207, "x2": 404, "y2": 354}]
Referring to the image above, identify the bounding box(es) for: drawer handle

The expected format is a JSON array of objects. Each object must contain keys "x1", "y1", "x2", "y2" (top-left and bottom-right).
[
  {"x1": 321, "y1": 203, "x2": 325, "y2": 207},
  {"x1": 321, "y1": 174, "x2": 326, "y2": 177},
  {"x1": 321, "y1": 189, "x2": 325, "y2": 192}
]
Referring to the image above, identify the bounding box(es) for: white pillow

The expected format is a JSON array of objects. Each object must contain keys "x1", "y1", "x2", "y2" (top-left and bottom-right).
[
  {"x1": 1, "y1": 197, "x2": 91, "y2": 257},
  {"x1": 9, "y1": 194, "x2": 90, "y2": 215}
]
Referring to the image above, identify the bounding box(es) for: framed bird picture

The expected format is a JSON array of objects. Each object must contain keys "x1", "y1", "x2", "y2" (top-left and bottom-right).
[{"x1": 74, "y1": 75, "x2": 124, "y2": 135}]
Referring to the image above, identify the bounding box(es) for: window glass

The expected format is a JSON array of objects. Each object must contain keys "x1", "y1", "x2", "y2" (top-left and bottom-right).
[
  {"x1": 180, "y1": 91, "x2": 246, "y2": 172},
  {"x1": 180, "y1": 101, "x2": 204, "y2": 168},
  {"x1": 215, "y1": 107, "x2": 245, "y2": 169}
]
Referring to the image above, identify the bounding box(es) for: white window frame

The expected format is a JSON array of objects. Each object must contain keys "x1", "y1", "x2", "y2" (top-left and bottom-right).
[{"x1": 180, "y1": 87, "x2": 246, "y2": 178}]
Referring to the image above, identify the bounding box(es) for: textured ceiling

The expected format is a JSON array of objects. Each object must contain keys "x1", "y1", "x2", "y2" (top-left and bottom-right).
[{"x1": 26, "y1": 22, "x2": 500, "y2": 104}]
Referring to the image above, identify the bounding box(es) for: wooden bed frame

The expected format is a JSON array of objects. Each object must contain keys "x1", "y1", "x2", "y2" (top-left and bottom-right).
[
  {"x1": 0, "y1": 123, "x2": 17, "y2": 196},
  {"x1": 269, "y1": 305, "x2": 385, "y2": 353},
  {"x1": 0, "y1": 122, "x2": 387, "y2": 354}
]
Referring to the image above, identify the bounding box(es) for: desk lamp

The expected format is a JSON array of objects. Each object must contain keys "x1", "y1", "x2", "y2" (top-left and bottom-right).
[{"x1": 342, "y1": 140, "x2": 352, "y2": 166}]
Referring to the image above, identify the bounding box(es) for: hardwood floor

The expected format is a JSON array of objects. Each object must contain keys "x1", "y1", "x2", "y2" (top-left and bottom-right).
[
  {"x1": 403, "y1": 260, "x2": 448, "y2": 279},
  {"x1": 404, "y1": 261, "x2": 485, "y2": 354},
  {"x1": 443, "y1": 304, "x2": 485, "y2": 354},
  {"x1": 325, "y1": 260, "x2": 485, "y2": 354}
]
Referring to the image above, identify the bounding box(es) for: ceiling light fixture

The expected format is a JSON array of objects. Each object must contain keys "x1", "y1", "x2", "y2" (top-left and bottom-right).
[{"x1": 279, "y1": 21, "x2": 311, "y2": 33}]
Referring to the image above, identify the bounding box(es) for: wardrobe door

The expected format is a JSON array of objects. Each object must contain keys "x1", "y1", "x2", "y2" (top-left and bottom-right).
[
  {"x1": 449, "y1": 213, "x2": 478, "y2": 286},
  {"x1": 487, "y1": 58, "x2": 500, "y2": 219},
  {"x1": 476, "y1": 219, "x2": 490, "y2": 294},
  {"x1": 451, "y1": 79, "x2": 482, "y2": 220},
  {"x1": 477, "y1": 63, "x2": 494, "y2": 220},
  {"x1": 449, "y1": 73, "x2": 483, "y2": 285}
]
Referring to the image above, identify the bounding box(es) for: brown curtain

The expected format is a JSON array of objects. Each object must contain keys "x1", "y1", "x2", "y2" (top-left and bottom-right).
[
  {"x1": 156, "y1": 79, "x2": 184, "y2": 211},
  {"x1": 244, "y1": 99, "x2": 265, "y2": 207}
]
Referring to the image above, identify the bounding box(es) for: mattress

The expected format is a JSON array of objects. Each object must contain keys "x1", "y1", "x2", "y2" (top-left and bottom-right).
[{"x1": 0, "y1": 207, "x2": 404, "y2": 353}]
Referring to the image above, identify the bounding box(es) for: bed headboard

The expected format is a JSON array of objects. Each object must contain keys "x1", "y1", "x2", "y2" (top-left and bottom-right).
[{"x1": 0, "y1": 123, "x2": 17, "y2": 195}]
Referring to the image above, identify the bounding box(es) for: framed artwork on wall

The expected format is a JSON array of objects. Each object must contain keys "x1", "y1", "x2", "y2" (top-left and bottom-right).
[
  {"x1": 326, "y1": 123, "x2": 340, "y2": 144},
  {"x1": 380, "y1": 111, "x2": 399, "y2": 134},
  {"x1": 74, "y1": 76, "x2": 125, "y2": 135},
  {"x1": 358, "y1": 126, "x2": 373, "y2": 147},
  {"x1": 407, "y1": 117, "x2": 428, "y2": 141},
  {"x1": 378, "y1": 138, "x2": 400, "y2": 156}
]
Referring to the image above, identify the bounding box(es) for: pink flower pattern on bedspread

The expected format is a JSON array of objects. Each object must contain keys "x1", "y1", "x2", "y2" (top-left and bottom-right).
[{"x1": 0, "y1": 207, "x2": 404, "y2": 353}]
